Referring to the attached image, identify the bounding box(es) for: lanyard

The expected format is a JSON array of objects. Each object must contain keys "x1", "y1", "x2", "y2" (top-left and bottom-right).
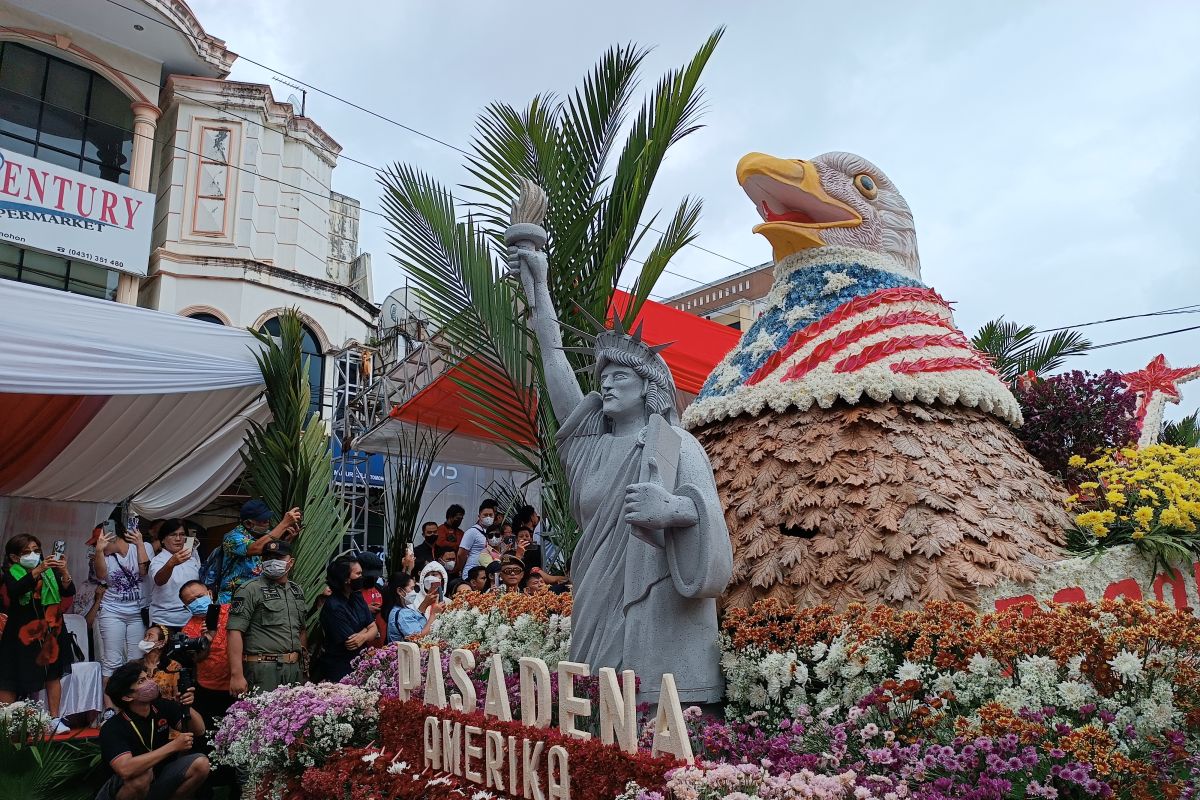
[{"x1": 124, "y1": 711, "x2": 154, "y2": 752}]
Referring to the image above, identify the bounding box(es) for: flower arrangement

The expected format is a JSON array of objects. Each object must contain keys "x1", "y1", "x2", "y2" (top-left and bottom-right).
[
  {"x1": 1066, "y1": 443, "x2": 1200, "y2": 571},
  {"x1": 427, "y1": 590, "x2": 572, "y2": 671},
  {"x1": 719, "y1": 598, "x2": 1199, "y2": 752},
  {"x1": 211, "y1": 682, "x2": 380, "y2": 789},
  {"x1": 1013, "y1": 370, "x2": 1138, "y2": 481},
  {"x1": 0, "y1": 700, "x2": 51, "y2": 740}
]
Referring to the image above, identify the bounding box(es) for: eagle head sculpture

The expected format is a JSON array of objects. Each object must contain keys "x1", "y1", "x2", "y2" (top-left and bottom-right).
[
  {"x1": 686, "y1": 150, "x2": 1070, "y2": 612},
  {"x1": 738, "y1": 151, "x2": 920, "y2": 280}
]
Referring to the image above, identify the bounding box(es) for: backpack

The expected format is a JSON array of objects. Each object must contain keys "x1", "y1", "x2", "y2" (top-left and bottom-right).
[{"x1": 201, "y1": 541, "x2": 226, "y2": 593}]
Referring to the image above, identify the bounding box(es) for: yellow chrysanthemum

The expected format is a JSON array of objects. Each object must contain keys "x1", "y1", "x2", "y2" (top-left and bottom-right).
[{"x1": 1068, "y1": 455, "x2": 1087, "y2": 468}]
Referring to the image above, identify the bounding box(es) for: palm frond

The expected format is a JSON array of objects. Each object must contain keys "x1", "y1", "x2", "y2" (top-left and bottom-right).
[
  {"x1": 241, "y1": 310, "x2": 349, "y2": 633},
  {"x1": 1162, "y1": 410, "x2": 1200, "y2": 448},
  {"x1": 383, "y1": 421, "x2": 453, "y2": 571},
  {"x1": 971, "y1": 316, "x2": 1091, "y2": 382}
]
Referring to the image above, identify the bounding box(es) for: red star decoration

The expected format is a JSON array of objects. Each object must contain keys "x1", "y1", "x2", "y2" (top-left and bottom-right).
[{"x1": 1120, "y1": 354, "x2": 1200, "y2": 401}]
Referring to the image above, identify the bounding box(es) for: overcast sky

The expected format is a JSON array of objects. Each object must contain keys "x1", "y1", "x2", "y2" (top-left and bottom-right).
[{"x1": 189, "y1": 0, "x2": 1200, "y2": 415}]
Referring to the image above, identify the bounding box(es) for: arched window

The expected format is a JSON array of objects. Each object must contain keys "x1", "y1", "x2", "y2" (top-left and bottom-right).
[
  {"x1": 261, "y1": 318, "x2": 325, "y2": 417},
  {"x1": 0, "y1": 41, "x2": 134, "y2": 184},
  {"x1": 188, "y1": 312, "x2": 224, "y2": 325}
]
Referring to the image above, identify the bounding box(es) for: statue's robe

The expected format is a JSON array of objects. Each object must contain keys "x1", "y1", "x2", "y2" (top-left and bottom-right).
[{"x1": 557, "y1": 393, "x2": 733, "y2": 703}]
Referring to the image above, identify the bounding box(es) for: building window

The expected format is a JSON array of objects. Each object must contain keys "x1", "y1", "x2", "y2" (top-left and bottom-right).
[
  {"x1": 261, "y1": 317, "x2": 325, "y2": 417},
  {"x1": 191, "y1": 127, "x2": 232, "y2": 234},
  {"x1": 0, "y1": 241, "x2": 117, "y2": 299},
  {"x1": 189, "y1": 312, "x2": 224, "y2": 325},
  {"x1": 0, "y1": 41, "x2": 133, "y2": 185}
]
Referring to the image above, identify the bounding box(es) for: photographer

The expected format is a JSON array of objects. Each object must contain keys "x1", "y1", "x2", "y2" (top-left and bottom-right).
[
  {"x1": 178, "y1": 581, "x2": 232, "y2": 728},
  {"x1": 96, "y1": 660, "x2": 208, "y2": 800},
  {"x1": 148, "y1": 520, "x2": 199, "y2": 630}
]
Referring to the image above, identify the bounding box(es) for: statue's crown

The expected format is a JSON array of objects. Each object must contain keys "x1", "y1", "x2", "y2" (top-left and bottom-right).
[{"x1": 556, "y1": 304, "x2": 673, "y2": 373}]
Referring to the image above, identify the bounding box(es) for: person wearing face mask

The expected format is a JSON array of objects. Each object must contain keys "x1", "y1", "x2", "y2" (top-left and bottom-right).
[
  {"x1": 385, "y1": 572, "x2": 439, "y2": 642},
  {"x1": 315, "y1": 557, "x2": 379, "y2": 682},
  {"x1": 208, "y1": 499, "x2": 302, "y2": 605},
  {"x1": 137, "y1": 624, "x2": 181, "y2": 702},
  {"x1": 96, "y1": 660, "x2": 207, "y2": 800},
  {"x1": 477, "y1": 525, "x2": 504, "y2": 570},
  {"x1": 226, "y1": 540, "x2": 307, "y2": 695},
  {"x1": 412, "y1": 560, "x2": 447, "y2": 620},
  {"x1": 453, "y1": 499, "x2": 499, "y2": 580},
  {"x1": 0, "y1": 534, "x2": 75, "y2": 733},
  {"x1": 177, "y1": 580, "x2": 233, "y2": 729}
]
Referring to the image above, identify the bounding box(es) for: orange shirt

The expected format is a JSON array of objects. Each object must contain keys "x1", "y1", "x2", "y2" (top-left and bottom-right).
[
  {"x1": 434, "y1": 524, "x2": 463, "y2": 552},
  {"x1": 183, "y1": 604, "x2": 231, "y2": 691}
]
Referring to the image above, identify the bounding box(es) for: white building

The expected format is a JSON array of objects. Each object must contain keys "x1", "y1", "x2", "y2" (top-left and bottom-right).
[{"x1": 0, "y1": 0, "x2": 375, "y2": 418}]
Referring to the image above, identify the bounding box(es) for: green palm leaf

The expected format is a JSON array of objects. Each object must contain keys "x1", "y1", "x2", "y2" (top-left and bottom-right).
[
  {"x1": 971, "y1": 317, "x2": 1091, "y2": 383},
  {"x1": 380, "y1": 30, "x2": 724, "y2": 564},
  {"x1": 241, "y1": 310, "x2": 350, "y2": 633}
]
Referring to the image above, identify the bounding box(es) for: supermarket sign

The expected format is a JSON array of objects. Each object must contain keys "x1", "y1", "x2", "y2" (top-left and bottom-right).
[{"x1": 0, "y1": 148, "x2": 153, "y2": 276}]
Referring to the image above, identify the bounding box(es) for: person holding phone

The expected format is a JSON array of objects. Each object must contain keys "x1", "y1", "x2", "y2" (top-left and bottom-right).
[
  {"x1": 94, "y1": 516, "x2": 155, "y2": 718},
  {"x1": 0, "y1": 534, "x2": 76, "y2": 733},
  {"x1": 147, "y1": 520, "x2": 200, "y2": 631}
]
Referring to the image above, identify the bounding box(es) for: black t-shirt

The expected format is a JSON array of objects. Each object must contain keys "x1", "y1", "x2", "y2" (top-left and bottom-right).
[{"x1": 100, "y1": 699, "x2": 188, "y2": 774}]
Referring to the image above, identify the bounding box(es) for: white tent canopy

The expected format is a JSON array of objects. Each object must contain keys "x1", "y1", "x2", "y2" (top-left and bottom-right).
[{"x1": 0, "y1": 280, "x2": 266, "y2": 513}]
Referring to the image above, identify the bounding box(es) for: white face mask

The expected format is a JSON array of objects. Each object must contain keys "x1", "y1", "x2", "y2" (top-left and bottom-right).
[
  {"x1": 18, "y1": 553, "x2": 41, "y2": 569},
  {"x1": 261, "y1": 559, "x2": 288, "y2": 579},
  {"x1": 422, "y1": 577, "x2": 441, "y2": 592},
  {"x1": 404, "y1": 591, "x2": 420, "y2": 607},
  {"x1": 480, "y1": 515, "x2": 495, "y2": 527},
  {"x1": 138, "y1": 640, "x2": 157, "y2": 653}
]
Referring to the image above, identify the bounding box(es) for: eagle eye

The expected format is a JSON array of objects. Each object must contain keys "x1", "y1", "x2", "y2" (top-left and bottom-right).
[{"x1": 854, "y1": 174, "x2": 878, "y2": 199}]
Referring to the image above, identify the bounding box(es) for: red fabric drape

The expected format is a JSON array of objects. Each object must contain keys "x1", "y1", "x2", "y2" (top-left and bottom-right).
[
  {"x1": 609, "y1": 290, "x2": 740, "y2": 395},
  {"x1": 389, "y1": 293, "x2": 739, "y2": 444},
  {"x1": 0, "y1": 393, "x2": 108, "y2": 494}
]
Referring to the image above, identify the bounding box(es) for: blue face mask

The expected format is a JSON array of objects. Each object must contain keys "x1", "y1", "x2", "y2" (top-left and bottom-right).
[{"x1": 187, "y1": 595, "x2": 213, "y2": 616}]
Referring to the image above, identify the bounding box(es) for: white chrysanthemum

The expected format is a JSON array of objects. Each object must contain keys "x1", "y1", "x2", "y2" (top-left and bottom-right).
[
  {"x1": 996, "y1": 687, "x2": 1032, "y2": 711},
  {"x1": 968, "y1": 654, "x2": 998, "y2": 677},
  {"x1": 931, "y1": 673, "x2": 957, "y2": 695},
  {"x1": 1056, "y1": 681, "x2": 1091, "y2": 709},
  {"x1": 747, "y1": 684, "x2": 769, "y2": 709},
  {"x1": 810, "y1": 642, "x2": 829, "y2": 661},
  {"x1": 895, "y1": 660, "x2": 923, "y2": 682},
  {"x1": 1066, "y1": 654, "x2": 1085, "y2": 680},
  {"x1": 1107, "y1": 649, "x2": 1144, "y2": 682}
]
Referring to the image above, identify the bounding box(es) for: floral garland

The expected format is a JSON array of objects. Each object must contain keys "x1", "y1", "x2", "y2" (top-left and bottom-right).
[
  {"x1": 719, "y1": 598, "x2": 1199, "y2": 749},
  {"x1": 682, "y1": 246, "x2": 1021, "y2": 429},
  {"x1": 211, "y1": 682, "x2": 380, "y2": 788},
  {"x1": 426, "y1": 591, "x2": 572, "y2": 671}
]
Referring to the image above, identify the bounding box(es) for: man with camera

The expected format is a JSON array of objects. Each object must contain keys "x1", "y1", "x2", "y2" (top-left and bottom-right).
[
  {"x1": 176, "y1": 580, "x2": 233, "y2": 729},
  {"x1": 96, "y1": 660, "x2": 208, "y2": 800},
  {"x1": 226, "y1": 540, "x2": 306, "y2": 694}
]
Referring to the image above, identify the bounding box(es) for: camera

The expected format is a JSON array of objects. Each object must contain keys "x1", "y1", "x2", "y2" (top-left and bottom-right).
[{"x1": 162, "y1": 632, "x2": 209, "y2": 700}]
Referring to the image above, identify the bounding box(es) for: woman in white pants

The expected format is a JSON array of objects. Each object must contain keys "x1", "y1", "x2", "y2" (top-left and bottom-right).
[{"x1": 92, "y1": 525, "x2": 153, "y2": 717}]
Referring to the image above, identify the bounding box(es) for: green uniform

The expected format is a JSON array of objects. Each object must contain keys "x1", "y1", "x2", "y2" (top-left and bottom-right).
[{"x1": 227, "y1": 576, "x2": 307, "y2": 691}]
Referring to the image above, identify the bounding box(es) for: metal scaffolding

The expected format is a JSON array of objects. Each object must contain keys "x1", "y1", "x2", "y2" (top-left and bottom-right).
[{"x1": 332, "y1": 344, "x2": 374, "y2": 552}]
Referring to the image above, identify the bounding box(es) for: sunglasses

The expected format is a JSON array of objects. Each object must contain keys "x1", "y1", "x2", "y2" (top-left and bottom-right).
[{"x1": 500, "y1": 567, "x2": 524, "y2": 575}]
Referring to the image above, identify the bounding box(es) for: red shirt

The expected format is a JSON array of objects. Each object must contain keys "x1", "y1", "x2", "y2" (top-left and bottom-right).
[
  {"x1": 183, "y1": 604, "x2": 231, "y2": 691},
  {"x1": 434, "y1": 524, "x2": 463, "y2": 552}
]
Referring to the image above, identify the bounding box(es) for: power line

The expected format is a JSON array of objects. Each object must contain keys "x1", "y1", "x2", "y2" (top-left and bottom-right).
[
  {"x1": 98, "y1": 0, "x2": 750, "y2": 280},
  {"x1": 1037, "y1": 304, "x2": 1200, "y2": 334},
  {"x1": 1091, "y1": 324, "x2": 1200, "y2": 350}
]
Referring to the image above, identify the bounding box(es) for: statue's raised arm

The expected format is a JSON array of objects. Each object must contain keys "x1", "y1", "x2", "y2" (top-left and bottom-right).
[{"x1": 503, "y1": 180, "x2": 584, "y2": 423}]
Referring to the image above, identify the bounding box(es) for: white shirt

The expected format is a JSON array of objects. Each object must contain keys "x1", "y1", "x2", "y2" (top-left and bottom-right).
[
  {"x1": 148, "y1": 548, "x2": 201, "y2": 627},
  {"x1": 459, "y1": 524, "x2": 488, "y2": 579},
  {"x1": 99, "y1": 542, "x2": 155, "y2": 615}
]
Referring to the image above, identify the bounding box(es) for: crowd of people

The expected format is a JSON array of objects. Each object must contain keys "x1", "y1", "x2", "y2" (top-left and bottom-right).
[{"x1": 0, "y1": 496, "x2": 565, "y2": 800}]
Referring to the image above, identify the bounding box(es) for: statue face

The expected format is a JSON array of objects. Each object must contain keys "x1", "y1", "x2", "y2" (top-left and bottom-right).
[{"x1": 600, "y1": 363, "x2": 646, "y2": 420}]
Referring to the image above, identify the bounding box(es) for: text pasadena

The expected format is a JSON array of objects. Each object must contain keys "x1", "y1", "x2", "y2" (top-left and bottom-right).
[{"x1": 396, "y1": 644, "x2": 695, "y2": 798}]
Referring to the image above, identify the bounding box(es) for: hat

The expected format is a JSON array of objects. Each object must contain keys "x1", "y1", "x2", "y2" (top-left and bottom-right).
[
  {"x1": 499, "y1": 555, "x2": 525, "y2": 571},
  {"x1": 529, "y1": 567, "x2": 544, "y2": 577},
  {"x1": 261, "y1": 539, "x2": 292, "y2": 560},
  {"x1": 485, "y1": 561, "x2": 502, "y2": 576},
  {"x1": 356, "y1": 551, "x2": 384, "y2": 582},
  {"x1": 240, "y1": 499, "x2": 273, "y2": 523}
]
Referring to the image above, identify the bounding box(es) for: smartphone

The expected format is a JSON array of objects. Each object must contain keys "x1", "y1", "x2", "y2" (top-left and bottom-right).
[
  {"x1": 53, "y1": 540, "x2": 66, "y2": 559},
  {"x1": 183, "y1": 536, "x2": 197, "y2": 554},
  {"x1": 406, "y1": 542, "x2": 414, "y2": 557},
  {"x1": 101, "y1": 520, "x2": 116, "y2": 536}
]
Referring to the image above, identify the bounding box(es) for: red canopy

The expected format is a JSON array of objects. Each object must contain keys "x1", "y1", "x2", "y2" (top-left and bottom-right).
[{"x1": 387, "y1": 290, "x2": 740, "y2": 445}]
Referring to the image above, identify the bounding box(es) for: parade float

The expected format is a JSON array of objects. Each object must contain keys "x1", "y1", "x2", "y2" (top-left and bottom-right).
[{"x1": 210, "y1": 148, "x2": 1200, "y2": 799}]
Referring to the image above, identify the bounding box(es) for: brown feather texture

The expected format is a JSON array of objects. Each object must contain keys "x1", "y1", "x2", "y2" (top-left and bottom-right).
[{"x1": 697, "y1": 400, "x2": 1071, "y2": 611}]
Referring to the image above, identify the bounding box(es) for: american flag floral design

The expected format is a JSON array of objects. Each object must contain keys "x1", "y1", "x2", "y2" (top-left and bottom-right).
[{"x1": 682, "y1": 246, "x2": 1022, "y2": 430}]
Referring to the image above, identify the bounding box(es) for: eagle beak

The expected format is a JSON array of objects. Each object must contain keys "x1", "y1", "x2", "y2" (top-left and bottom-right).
[{"x1": 736, "y1": 152, "x2": 861, "y2": 261}]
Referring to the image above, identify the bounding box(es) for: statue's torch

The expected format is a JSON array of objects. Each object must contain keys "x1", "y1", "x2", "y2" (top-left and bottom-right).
[{"x1": 504, "y1": 178, "x2": 548, "y2": 311}]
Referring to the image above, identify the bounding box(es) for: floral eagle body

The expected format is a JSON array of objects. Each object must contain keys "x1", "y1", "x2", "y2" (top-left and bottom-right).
[{"x1": 685, "y1": 151, "x2": 1071, "y2": 610}]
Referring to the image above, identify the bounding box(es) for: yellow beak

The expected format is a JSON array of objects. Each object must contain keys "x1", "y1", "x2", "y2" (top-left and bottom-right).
[{"x1": 736, "y1": 152, "x2": 861, "y2": 261}]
